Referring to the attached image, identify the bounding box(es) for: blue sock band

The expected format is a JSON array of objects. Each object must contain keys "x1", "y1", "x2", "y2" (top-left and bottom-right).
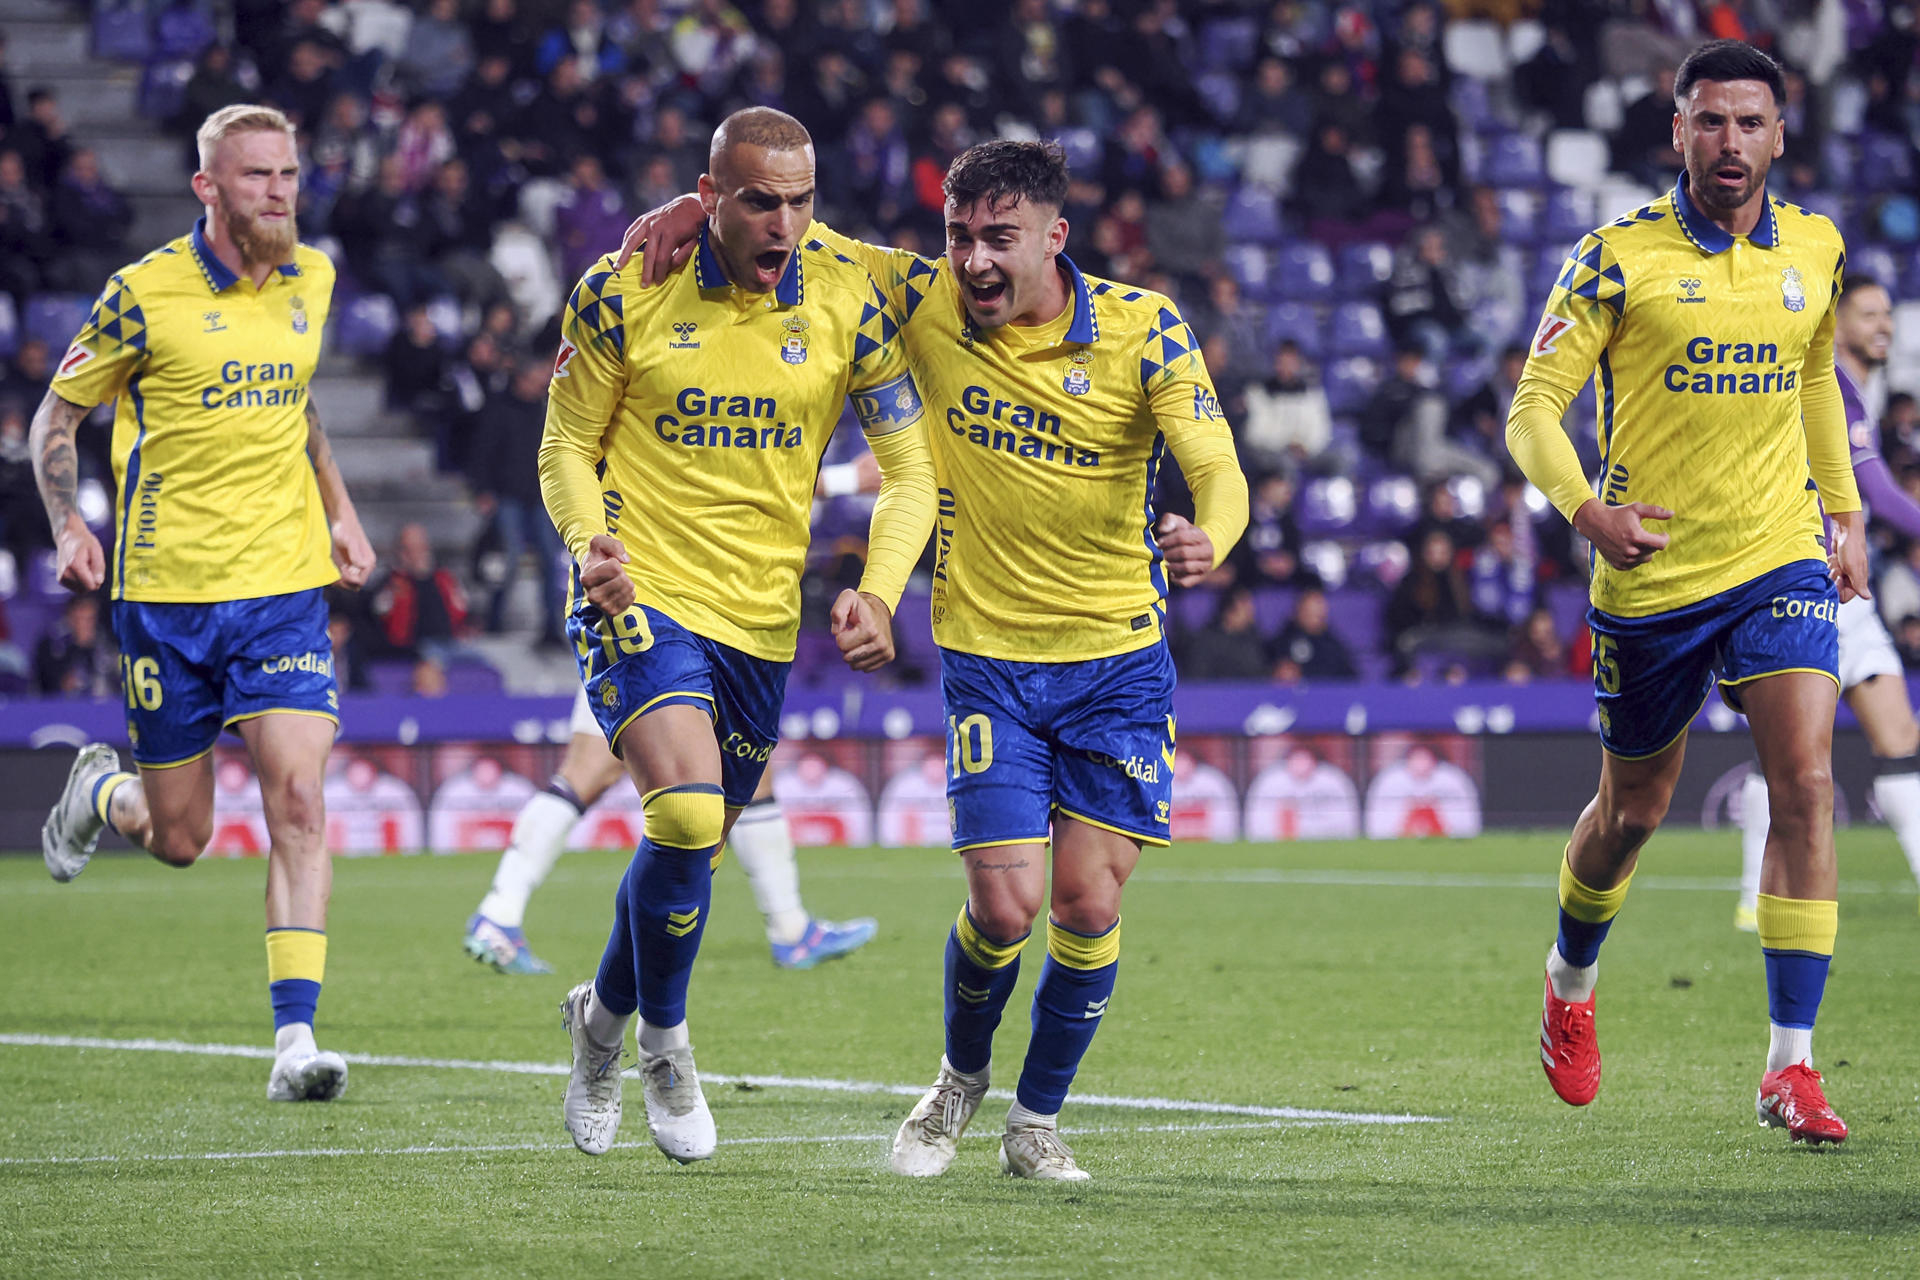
[
  {"x1": 268, "y1": 979, "x2": 321, "y2": 1031},
  {"x1": 593, "y1": 866, "x2": 639, "y2": 1017},
  {"x1": 1555, "y1": 908, "x2": 1615, "y2": 969},
  {"x1": 943, "y1": 907, "x2": 1024, "y2": 1076},
  {"x1": 627, "y1": 837, "x2": 715, "y2": 1027},
  {"x1": 1763, "y1": 949, "x2": 1831, "y2": 1030},
  {"x1": 1015, "y1": 920, "x2": 1120, "y2": 1114}
]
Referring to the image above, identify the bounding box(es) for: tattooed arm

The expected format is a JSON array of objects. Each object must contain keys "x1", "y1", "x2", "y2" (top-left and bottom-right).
[
  {"x1": 30, "y1": 389, "x2": 105, "y2": 592},
  {"x1": 306, "y1": 398, "x2": 376, "y2": 588}
]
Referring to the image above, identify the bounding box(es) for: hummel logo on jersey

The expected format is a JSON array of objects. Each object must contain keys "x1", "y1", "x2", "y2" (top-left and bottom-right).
[
  {"x1": 1676, "y1": 277, "x2": 1705, "y2": 303},
  {"x1": 1083, "y1": 997, "x2": 1109, "y2": 1018},
  {"x1": 203, "y1": 310, "x2": 226, "y2": 332},
  {"x1": 670, "y1": 321, "x2": 700, "y2": 350}
]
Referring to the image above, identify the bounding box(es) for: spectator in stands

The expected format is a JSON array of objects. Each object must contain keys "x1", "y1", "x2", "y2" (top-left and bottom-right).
[
  {"x1": 171, "y1": 45, "x2": 252, "y2": 156},
  {"x1": 1612, "y1": 66, "x2": 1681, "y2": 189},
  {"x1": 1181, "y1": 587, "x2": 1272, "y2": 681},
  {"x1": 48, "y1": 149, "x2": 133, "y2": 293},
  {"x1": 337, "y1": 155, "x2": 446, "y2": 307},
  {"x1": 0, "y1": 398, "x2": 43, "y2": 566},
  {"x1": 1376, "y1": 47, "x2": 1459, "y2": 187},
  {"x1": 537, "y1": 0, "x2": 629, "y2": 82},
  {"x1": 670, "y1": 0, "x2": 759, "y2": 100},
  {"x1": 267, "y1": 39, "x2": 340, "y2": 130},
  {"x1": 1364, "y1": 346, "x2": 1500, "y2": 489},
  {"x1": 1193, "y1": 274, "x2": 1266, "y2": 386},
  {"x1": 1513, "y1": 17, "x2": 1594, "y2": 130},
  {"x1": 1899, "y1": 615, "x2": 1920, "y2": 673},
  {"x1": 554, "y1": 153, "x2": 628, "y2": 285},
  {"x1": 326, "y1": 588, "x2": 375, "y2": 694},
  {"x1": 394, "y1": 99, "x2": 458, "y2": 193},
  {"x1": 1456, "y1": 345, "x2": 1528, "y2": 470},
  {"x1": 1884, "y1": 392, "x2": 1920, "y2": 462},
  {"x1": 1238, "y1": 56, "x2": 1314, "y2": 136},
  {"x1": 400, "y1": 0, "x2": 477, "y2": 100},
  {"x1": 34, "y1": 593, "x2": 116, "y2": 698},
  {"x1": 1403, "y1": 482, "x2": 1486, "y2": 557},
  {"x1": 0, "y1": 147, "x2": 48, "y2": 304},
  {"x1": 1272, "y1": 586, "x2": 1357, "y2": 683},
  {"x1": 1504, "y1": 606, "x2": 1568, "y2": 684},
  {"x1": 1878, "y1": 540, "x2": 1920, "y2": 632},
  {"x1": 384, "y1": 305, "x2": 452, "y2": 422},
  {"x1": 369, "y1": 522, "x2": 472, "y2": 666},
  {"x1": 1240, "y1": 341, "x2": 1337, "y2": 478},
  {"x1": 422, "y1": 158, "x2": 508, "y2": 309},
  {"x1": 0, "y1": 34, "x2": 14, "y2": 140},
  {"x1": 0, "y1": 337, "x2": 52, "y2": 413},
  {"x1": 1289, "y1": 121, "x2": 1369, "y2": 241},
  {"x1": 1384, "y1": 225, "x2": 1470, "y2": 360},
  {"x1": 1377, "y1": 122, "x2": 1452, "y2": 227},
  {"x1": 1236, "y1": 473, "x2": 1308, "y2": 588},
  {"x1": 1145, "y1": 161, "x2": 1223, "y2": 283},
  {"x1": 470, "y1": 357, "x2": 567, "y2": 647},
  {"x1": 834, "y1": 98, "x2": 912, "y2": 230},
  {"x1": 14, "y1": 87, "x2": 70, "y2": 191},
  {"x1": 1467, "y1": 518, "x2": 1536, "y2": 626},
  {"x1": 1385, "y1": 529, "x2": 1503, "y2": 679}
]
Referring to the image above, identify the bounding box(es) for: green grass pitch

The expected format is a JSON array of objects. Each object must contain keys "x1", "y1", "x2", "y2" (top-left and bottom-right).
[{"x1": 4, "y1": 832, "x2": 1920, "y2": 1278}]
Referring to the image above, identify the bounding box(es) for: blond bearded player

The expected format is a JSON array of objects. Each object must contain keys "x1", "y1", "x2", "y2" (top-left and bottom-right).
[
  {"x1": 35, "y1": 104, "x2": 375, "y2": 1102},
  {"x1": 545, "y1": 107, "x2": 936, "y2": 1165}
]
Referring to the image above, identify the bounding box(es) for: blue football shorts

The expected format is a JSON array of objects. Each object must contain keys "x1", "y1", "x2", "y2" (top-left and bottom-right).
[
  {"x1": 1588, "y1": 559, "x2": 1839, "y2": 759},
  {"x1": 569, "y1": 597, "x2": 789, "y2": 808},
  {"x1": 940, "y1": 638, "x2": 1176, "y2": 851},
  {"x1": 111, "y1": 588, "x2": 339, "y2": 768}
]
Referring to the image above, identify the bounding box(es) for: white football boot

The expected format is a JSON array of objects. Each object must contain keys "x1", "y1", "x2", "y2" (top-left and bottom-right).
[
  {"x1": 890, "y1": 1056, "x2": 989, "y2": 1177},
  {"x1": 560, "y1": 982, "x2": 623, "y2": 1155},
  {"x1": 266, "y1": 1045, "x2": 349, "y2": 1102},
  {"x1": 999, "y1": 1122, "x2": 1091, "y2": 1182},
  {"x1": 637, "y1": 1043, "x2": 715, "y2": 1163},
  {"x1": 42, "y1": 743, "x2": 121, "y2": 882}
]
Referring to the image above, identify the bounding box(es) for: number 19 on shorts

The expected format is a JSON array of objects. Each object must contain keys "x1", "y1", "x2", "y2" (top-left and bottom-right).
[{"x1": 948, "y1": 713, "x2": 993, "y2": 778}]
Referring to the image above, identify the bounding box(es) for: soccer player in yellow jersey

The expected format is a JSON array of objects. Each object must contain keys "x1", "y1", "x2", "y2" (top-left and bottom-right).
[
  {"x1": 31, "y1": 105, "x2": 375, "y2": 1103},
  {"x1": 621, "y1": 139, "x2": 1249, "y2": 1180},
  {"x1": 543, "y1": 107, "x2": 936, "y2": 1164},
  {"x1": 1506, "y1": 41, "x2": 1867, "y2": 1144}
]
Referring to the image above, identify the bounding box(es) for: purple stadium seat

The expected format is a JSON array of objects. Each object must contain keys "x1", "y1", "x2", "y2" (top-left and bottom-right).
[
  {"x1": 1483, "y1": 133, "x2": 1544, "y2": 188},
  {"x1": 367, "y1": 661, "x2": 415, "y2": 696},
  {"x1": 1199, "y1": 15, "x2": 1260, "y2": 70},
  {"x1": 1252, "y1": 588, "x2": 1298, "y2": 634},
  {"x1": 1362, "y1": 475, "x2": 1419, "y2": 535},
  {"x1": 1450, "y1": 77, "x2": 1497, "y2": 134},
  {"x1": 1327, "y1": 416, "x2": 1361, "y2": 455},
  {"x1": 893, "y1": 589, "x2": 932, "y2": 652},
  {"x1": 1174, "y1": 587, "x2": 1216, "y2": 634},
  {"x1": 24, "y1": 294, "x2": 95, "y2": 351},
  {"x1": 1195, "y1": 71, "x2": 1239, "y2": 124},
  {"x1": 1263, "y1": 300, "x2": 1322, "y2": 357},
  {"x1": 1851, "y1": 244, "x2": 1900, "y2": 292},
  {"x1": 1300, "y1": 540, "x2": 1348, "y2": 588},
  {"x1": 444, "y1": 658, "x2": 505, "y2": 696},
  {"x1": 1495, "y1": 188, "x2": 1542, "y2": 246},
  {"x1": 1324, "y1": 356, "x2": 1377, "y2": 415},
  {"x1": 1273, "y1": 241, "x2": 1335, "y2": 304},
  {"x1": 1820, "y1": 136, "x2": 1855, "y2": 191},
  {"x1": 1222, "y1": 187, "x2": 1285, "y2": 247},
  {"x1": 0, "y1": 295, "x2": 18, "y2": 360},
  {"x1": 1541, "y1": 187, "x2": 1593, "y2": 245},
  {"x1": 1326, "y1": 587, "x2": 1383, "y2": 657},
  {"x1": 139, "y1": 59, "x2": 194, "y2": 122},
  {"x1": 1296, "y1": 476, "x2": 1358, "y2": 537},
  {"x1": 1327, "y1": 302, "x2": 1388, "y2": 359},
  {"x1": 331, "y1": 293, "x2": 399, "y2": 358},
  {"x1": 1356, "y1": 540, "x2": 1410, "y2": 588},
  {"x1": 1445, "y1": 355, "x2": 1491, "y2": 403},
  {"x1": 1335, "y1": 242, "x2": 1394, "y2": 299},
  {"x1": 1445, "y1": 474, "x2": 1488, "y2": 518},
  {"x1": 1224, "y1": 244, "x2": 1272, "y2": 299},
  {"x1": 1532, "y1": 244, "x2": 1568, "y2": 294},
  {"x1": 1055, "y1": 128, "x2": 1101, "y2": 176},
  {"x1": 1901, "y1": 248, "x2": 1920, "y2": 301},
  {"x1": 1548, "y1": 583, "x2": 1589, "y2": 645},
  {"x1": 1858, "y1": 134, "x2": 1914, "y2": 194},
  {"x1": 155, "y1": 5, "x2": 217, "y2": 60},
  {"x1": 93, "y1": 6, "x2": 153, "y2": 61}
]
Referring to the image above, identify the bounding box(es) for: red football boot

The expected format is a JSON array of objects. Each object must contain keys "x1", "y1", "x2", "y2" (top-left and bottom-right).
[
  {"x1": 1539, "y1": 973, "x2": 1601, "y2": 1105},
  {"x1": 1757, "y1": 1063, "x2": 1848, "y2": 1145}
]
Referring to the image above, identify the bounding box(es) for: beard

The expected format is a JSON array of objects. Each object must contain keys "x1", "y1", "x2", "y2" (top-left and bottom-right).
[
  {"x1": 224, "y1": 201, "x2": 297, "y2": 266},
  {"x1": 1689, "y1": 154, "x2": 1770, "y2": 213}
]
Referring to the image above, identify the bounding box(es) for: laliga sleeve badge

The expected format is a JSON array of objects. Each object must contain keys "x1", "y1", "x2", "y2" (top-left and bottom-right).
[
  {"x1": 781, "y1": 314, "x2": 809, "y2": 365},
  {"x1": 1781, "y1": 266, "x2": 1805, "y2": 313},
  {"x1": 290, "y1": 296, "x2": 308, "y2": 334},
  {"x1": 1064, "y1": 348, "x2": 1092, "y2": 396}
]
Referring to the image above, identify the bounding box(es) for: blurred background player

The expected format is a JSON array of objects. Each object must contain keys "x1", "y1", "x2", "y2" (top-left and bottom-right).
[
  {"x1": 543, "y1": 107, "x2": 934, "y2": 1165},
  {"x1": 33, "y1": 104, "x2": 375, "y2": 1103},
  {"x1": 1507, "y1": 42, "x2": 1863, "y2": 1145},
  {"x1": 1738, "y1": 277, "x2": 1920, "y2": 927},
  {"x1": 464, "y1": 683, "x2": 878, "y2": 973},
  {"x1": 617, "y1": 138, "x2": 1248, "y2": 1180}
]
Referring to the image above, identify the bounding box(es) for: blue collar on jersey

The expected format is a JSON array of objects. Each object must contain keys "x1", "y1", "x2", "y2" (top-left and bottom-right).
[
  {"x1": 1059, "y1": 253, "x2": 1098, "y2": 344},
  {"x1": 188, "y1": 216, "x2": 303, "y2": 292},
  {"x1": 1672, "y1": 172, "x2": 1780, "y2": 254},
  {"x1": 693, "y1": 223, "x2": 804, "y2": 305}
]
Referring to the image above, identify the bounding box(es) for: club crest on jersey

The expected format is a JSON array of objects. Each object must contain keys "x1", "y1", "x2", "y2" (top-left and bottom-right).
[
  {"x1": 1676, "y1": 277, "x2": 1704, "y2": 304},
  {"x1": 599, "y1": 681, "x2": 619, "y2": 711},
  {"x1": 670, "y1": 321, "x2": 700, "y2": 350},
  {"x1": 780, "y1": 314, "x2": 809, "y2": 365},
  {"x1": 1781, "y1": 266, "x2": 1806, "y2": 312},
  {"x1": 1064, "y1": 349, "x2": 1092, "y2": 396},
  {"x1": 290, "y1": 296, "x2": 308, "y2": 334}
]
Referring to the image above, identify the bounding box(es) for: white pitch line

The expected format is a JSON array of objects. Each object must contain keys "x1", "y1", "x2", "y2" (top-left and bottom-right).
[
  {"x1": 0, "y1": 1119, "x2": 1347, "y2": 1168},
  {"x1": 0, "y1": 1033, "x2": 1444, "y2": 1126}
]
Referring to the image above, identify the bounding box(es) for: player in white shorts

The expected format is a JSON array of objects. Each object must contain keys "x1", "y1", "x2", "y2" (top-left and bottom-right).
[
  {"x1": 463, "y1": 683, "x2": 879, "y2": 972},
  {"x1": 1739, "y1": 276, "x2": 1920, "y2": 924}
]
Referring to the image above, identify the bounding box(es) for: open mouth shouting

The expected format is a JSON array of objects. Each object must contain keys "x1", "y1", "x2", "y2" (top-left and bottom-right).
[
  {"x1": 1711, "y1": 159, "x2": 1749, "y2": 194},
  {"x1": 965, "y1": 278, "x2": 1007, "y2": 308},
  {"x1": 752, "y1": 247, "x2": 791, "y2": 286}
]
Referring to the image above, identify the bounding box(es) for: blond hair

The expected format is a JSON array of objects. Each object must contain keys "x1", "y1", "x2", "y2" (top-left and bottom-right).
[{"x1": 195, "y1": 104, "x2": 297, "y2": 172}]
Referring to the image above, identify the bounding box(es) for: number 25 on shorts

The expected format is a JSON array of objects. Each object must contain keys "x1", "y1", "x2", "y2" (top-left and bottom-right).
[
  {"x1": 1591, "y1": 633, "x2": 1621, "y2": 694},
  {"x1": 948, "y1": 713, "x2": 993, "y2": 778}
]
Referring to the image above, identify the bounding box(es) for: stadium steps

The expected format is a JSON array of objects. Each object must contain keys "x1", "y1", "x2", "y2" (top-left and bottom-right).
[
  {"x1": 127, "y1": 192, "x2": 204, "y2": 251},
  {"x1": 0, "y1": 16, "x2": 89, "y2": 73},
  {"x1": 87, "y1": 126, "x2": 192, "y2": 198},
  {"x1": 32, "y1": 66, "x2": 139, "y2": 127}
]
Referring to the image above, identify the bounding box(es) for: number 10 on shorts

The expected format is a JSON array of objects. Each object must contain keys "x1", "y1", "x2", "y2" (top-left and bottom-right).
[{"x1": 948, "y1": 714, "x2": 993, "y2": 777}]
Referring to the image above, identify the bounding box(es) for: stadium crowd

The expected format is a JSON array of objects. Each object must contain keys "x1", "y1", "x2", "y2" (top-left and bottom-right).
[{"x1": 1, "y1": 0, "x2": 1918, "y2": 694}]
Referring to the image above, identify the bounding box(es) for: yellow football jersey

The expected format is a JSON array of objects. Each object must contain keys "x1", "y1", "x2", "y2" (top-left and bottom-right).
[
  {"x1": 49, "y1": 219, "x2": 336, "y2": 603},
  {"x1": 809, "y1": 224, "x2": 1234, "y2": 662},
  {"x1": 543, "y1": 230, "x2": 923, "y2": 661},
  {"x1": 1520, "y1": 177, "x2": 1857, "y2": 617}
]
